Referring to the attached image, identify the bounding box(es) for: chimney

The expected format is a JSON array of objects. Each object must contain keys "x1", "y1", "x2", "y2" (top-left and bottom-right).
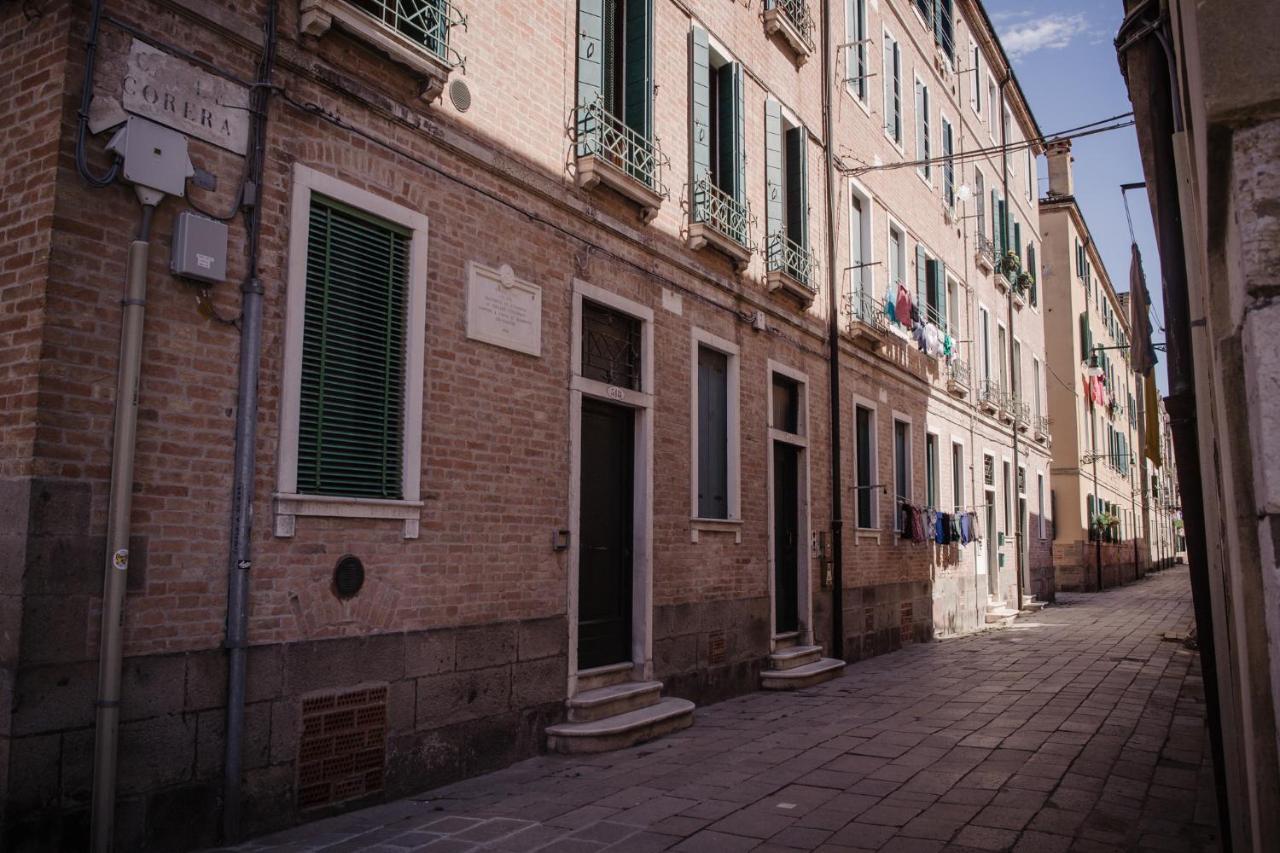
[{"x1": 1046, "y1": 139, "x2": 1074, "y2": 197}]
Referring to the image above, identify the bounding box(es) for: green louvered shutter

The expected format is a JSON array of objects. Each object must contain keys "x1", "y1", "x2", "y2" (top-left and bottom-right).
[
  {"x1": 991, "y1": 190, "x2": 999, "y2": 251},
  {"x1": 915, "y1": 244, "x2": 927, "y2": 317},
  {"x1": 689, "y1": 26, "x2": 711, "y2": 183},
  {"x1": 765, "y1": 99, "x2": 783, "y2": 240},
  {"x1": 732, "y1": 62, "x2": 746, "y2": 204},
  {"x1": 1079, "y1": 312, "x2": 1089, "y2": 362},
  {"x1": 299, "y1": 196, "x2": 409, "y2": 499},
  {"x1": 577, "y1": 0, "x2": 604, "y2": 112},
  {"x1": 796, "y1": 128, "x2": 809, "y2": 250},
  {"x1": 623, "y1": 0, "x2": 653, "y2": 138},
  {"x1": 997, "y1": 198, "x2": 1007, "y2": 256},
  {"x1": 933, "y1": 260, "x2": 946, "y2": 330},
  {"x1": 1013, "y1": 219, "x2": 1021, "y2": 260},
  {"x1": 1027, "y1": 243, "x2": 1037, "y2": 305}
]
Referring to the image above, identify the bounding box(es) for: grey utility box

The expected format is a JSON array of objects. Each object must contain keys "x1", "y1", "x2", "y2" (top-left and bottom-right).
[
  {"x1": 106, "y1": 116, "x2": 193, "y2": 198},
  {"x1": 170, "y1": 210, "x2": 229, "y2": 284}
]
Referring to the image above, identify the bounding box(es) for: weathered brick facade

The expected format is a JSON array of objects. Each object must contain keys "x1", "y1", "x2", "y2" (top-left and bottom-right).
[{"x1": 0, "y1": 0, "x2": 1057, "y2": 848}]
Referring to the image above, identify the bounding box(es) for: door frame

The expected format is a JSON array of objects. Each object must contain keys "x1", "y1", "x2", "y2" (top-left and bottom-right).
[
  {"x1": 765, "y1": 359, "x2": 812, "y2": 649},
  {"x1": 567, "y1": 279, "x2": 654, "y2": 697}
]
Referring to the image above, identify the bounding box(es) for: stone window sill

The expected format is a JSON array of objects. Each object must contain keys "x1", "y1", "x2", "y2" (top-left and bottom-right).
[
  {"x1": 690, "y1": 517, "x2": 743, "y2": 544},
  {"x1": 274, "y1": 492, "x2": 422, "y2": 539}
]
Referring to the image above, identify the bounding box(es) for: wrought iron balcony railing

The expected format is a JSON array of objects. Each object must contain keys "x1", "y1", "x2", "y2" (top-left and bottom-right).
[
  {"x1": 948, "y1": 358, "x2": 970, "y2": 388},
  {"x1": 1014, "y1": 399, "x2": 1032, "y2": 427},
  {"x1": 978, "y1": 379, "x2": 1003, "y2": 410},
  {"x1": 765, "y1": 0, "x2": 816, "y2": 50},
  {"x1": 574, "y1": 99, "x2": 667, "y2": 196},
  {"x1": 766, "y1": 232, "x2": 818, "y2": 292},
  {"x1": 692, "y1": 176, "x2": 754, "y2": 250},
  {"x1": 975, "y1": 234, "x2": 996, "y2": 270},
  {"x1": 845, "y1": 290, "x2": 889, "y2": 331},
  {"x1": 1034, "y1": 414, "x2": 1052, "y2": 438},
  {"x1": 347, "y1": 0, "x2": 464, "y2": 66}
]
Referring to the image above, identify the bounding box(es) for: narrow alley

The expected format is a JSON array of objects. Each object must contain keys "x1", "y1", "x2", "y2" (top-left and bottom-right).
[{"x1": 216, "y1": 568, "x2": 1218, "y2": 853}]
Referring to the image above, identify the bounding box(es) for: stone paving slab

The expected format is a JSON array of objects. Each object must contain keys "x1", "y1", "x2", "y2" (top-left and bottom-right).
[{"x1": 212, "y1": 568, "x2": 1219, "y2": 853}]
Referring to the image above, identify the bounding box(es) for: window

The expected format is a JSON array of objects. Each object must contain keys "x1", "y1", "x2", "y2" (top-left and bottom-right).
[
  {"x1": 980, "y1": 306, "x2": 991, "y2": 381},
  {"x1": 997, "y1": 324, "x2": 1008, "y2": 389},
  {"x1": 1027, "y1": 147, "x2": 1035, "y2": 200},
  {"x1": 1032, "y1": 357, "x2": 1042, "y2": 419},
  {"x1": 947, "y1": 277, "x2": 959, "y2": 333},
  {"x1": 276, "y1": 165, "x2": 429, "y2": 539},
  {"x1": 855, "y1": 404, "x2": 877, "y2": 528},
  {"x1": 696, "y1": 345, "x2": 728, "y2": 519},
  {"x1": 845, "y1": 0, "x2": 867, "y2": 102},
  {"x1": 971, "y1": 44, "x2": 981, "y2": 112},
  {"x1": 850, "y1": 185, "x2": 872, "y2": 303},
  {"x1": 1012, "y1": 338, "x2": 1021, "y2": 402},
  {"x1": 765, "y1": 99, "x2": 810, "y2": 280},
  {"x1": 1027, "y1": 243, "x2": 1038, "y2": 306},
  {"x1": 913, "y1": 0, "x2": 953, "y2": 61},
  {"x1": 772, "y1": 373, "x2": 801, "y2": 434},
  {"x1": 926, "y1": 433, "x2": 939, "y2": 509},
  {"x1": 888, "y1": 222, "x2": 905, "y2": 291},
  {"x1": 883, "y1": 30, "x2": 902, "y2": 145},
  {"x1": 915, "y1": 78, "x2": 931, "y2": 181},
  {"x1": 690, "y1": 27, "x2": 747, "y2": 243},
  {"x1": 984, "y1": 453, "x2": 995, "y2": 488},
  {"x1": 894, "y1": 418, "x2": 911, "y2": 527},
  {"x1": 951, "y1": 442, "x2": 964, "y2": 513},
  {"x1": 941, "y1": 115, "x2": 954, "y2": 207},
  {"x1": 987, "y1": 77, "x2": 997, "y2": 135},
  {"x1": 1002, "y1": 460, "x2": 1011, "y2": 533},
  {"x1": 975, "y1": 170, "x2": 985, "y2": 237},
  {"x1": 297, "y1": 196, "x2": 411, "y2": 500},
  {"x1": 917, "y1": 247, "x2": 946, "y2": 330},
  {"x1": 582, "y1": 300, "x2": 643, "y2": 389}
]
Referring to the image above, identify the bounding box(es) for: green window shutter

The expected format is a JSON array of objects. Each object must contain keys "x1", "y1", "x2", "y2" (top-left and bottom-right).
[
  {"x1": 915, "y1": 244, "x2": 927, "y2": 317},
  {"x1": 299, "y1": 196, "x2": 410, "y2": 500},
  {"x1": 794, "y1": 127, "x2": 809, "y2": 249},
  {"x1": 1027, "y1": 243, "x2": 1037, "y2": 305},
  {"x1": 765, "y1": 98, "x2": 783, "y2": 238},
  {"x1": 732, "y1": 62, "x2": 746, "y2": 204},
  {"x1": 577, "y1": 0, "x2": 605, "y2": 111},
  {"x1": 1079, "y1": 312, "x2": 1089, "y2": 362},
  {"x1": 623, "y1": 0, "x2": 653, "y2": 138},
  {"x1": 942, "y1": 120, "x2": 954, "y2": 205},
  {"x1": 689, "y1": 26, "x2": 711, "y2": 182},
  {"x1": 932, "y1": 260, "x2": 946, "y2": 329},
  {"x1": 1013, "y1": 220, "x2": 1021, "y2": 259},
  {"x1": 991, "y1": 190, "x2": 999, "y2": 249}
]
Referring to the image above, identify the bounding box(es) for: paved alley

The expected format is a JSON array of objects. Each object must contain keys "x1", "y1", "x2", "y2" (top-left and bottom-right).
[{"x1": 217, "y1": 568, "x2": 1219, "y2": 853}]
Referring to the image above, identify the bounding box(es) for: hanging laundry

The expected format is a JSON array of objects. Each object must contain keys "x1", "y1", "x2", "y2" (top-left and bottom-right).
[
  {"x1": 943, "y1": 333, "x2": 955, "y2": 360},
  {"x1": 949, "y1": 513, "x2": 961, "y2": 543},
  {"x1": 899, "y1": 503, "x2": 914, "y2": 540},
  {"x1": 913, "y1": 321, "x2": 927, "y2": 351},
  {"x1": 896, "y1": 283, "x2": 913, "y2": 328},
  {"x1": 884, "y1": 284, "x2": 897, "y2": 324},
  {"x1": 925, "y1": 323, "x2": 942, "y2": 358},
  {"x1": 934, "y1": 511, "x2": 947, "y2": 545},
  {"x1": 970, "y1": 510, "x2": 982, "y2": 542},
  {"x1": 913, "y1": 507, "x2": 928, "y2": 543},
  {"x1": 959, "y1": 513, "x2": 972, "y2": 544}
]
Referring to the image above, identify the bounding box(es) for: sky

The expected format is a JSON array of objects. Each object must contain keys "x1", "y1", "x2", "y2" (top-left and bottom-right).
[{"x1": 986, "y1": 0, "x2": 1169, "y2": 395}]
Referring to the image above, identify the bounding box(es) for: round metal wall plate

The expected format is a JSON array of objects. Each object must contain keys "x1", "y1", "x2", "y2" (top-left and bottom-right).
[
  {"x1": 449, "y1": 79, "x2": 472, "y2": 113},
  {"x1": 333, "y1": 555, "x2": 365, "y2": 599}
]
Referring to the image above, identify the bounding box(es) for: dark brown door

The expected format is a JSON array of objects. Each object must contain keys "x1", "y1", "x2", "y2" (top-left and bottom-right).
[
  {"x1": 773, "y1": 442, "x2": 800, "y2": 634},
  {"x1": 578, "y1": 398, "x2": 634, "y2": 669}
]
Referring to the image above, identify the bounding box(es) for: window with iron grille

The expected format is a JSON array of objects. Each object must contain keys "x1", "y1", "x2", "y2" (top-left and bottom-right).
[
  {"x1": 697, "y1": 345, "x2": 729, "y2": 519},
  {"x1": 298, "y1": 196, "x2": 410, "y2": 499},
  {"x1": 856, "y1": 405, "x2": 876, "y2": 528},
  {"x1": 582, "y1": 300, "x2": 642, "y2": 390}
]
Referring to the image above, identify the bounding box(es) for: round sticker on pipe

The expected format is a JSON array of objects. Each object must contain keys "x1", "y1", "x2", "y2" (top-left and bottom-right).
[{"x1": 113, "y1": 549, "x2": 129, "y2": 571}]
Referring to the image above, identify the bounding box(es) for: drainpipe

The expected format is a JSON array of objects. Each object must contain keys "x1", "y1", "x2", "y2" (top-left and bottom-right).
[
  {"x1": 91, "y1": 197, "x2": 157, "y2": 853},
  {"x1": 998, "y1": 74, "x2": 1024, "y2": 611},
  {"x1": 222, "y1": 1, "x2": 277, "y2": 842},
  {"x1": 819, "y1": 0, "x2": 844, "y2": 659}
]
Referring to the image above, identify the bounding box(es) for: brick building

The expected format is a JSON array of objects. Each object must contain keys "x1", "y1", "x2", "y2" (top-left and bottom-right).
[
  {"x1": 1039, "y1": 142, "x2": 1146, "y2": 592},
  {"x1": 0, "y1": 0, "x2": 1051, "y2": 849}
]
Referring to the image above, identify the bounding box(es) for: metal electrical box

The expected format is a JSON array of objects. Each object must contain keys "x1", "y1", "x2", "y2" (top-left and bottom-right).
[
  {"x1": 106, "y1": 116, "x2": 193, "y2": 197},
  {"x1": 171, "y1": 211, "x2": 228, "y2": 283}
]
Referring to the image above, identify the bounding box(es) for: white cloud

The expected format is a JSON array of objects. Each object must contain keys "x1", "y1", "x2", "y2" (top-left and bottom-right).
[{"x1": 999, "y1": 13, "x2": 1088, "y2": 58}]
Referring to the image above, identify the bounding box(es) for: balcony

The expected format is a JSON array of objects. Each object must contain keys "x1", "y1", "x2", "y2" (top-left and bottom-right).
[
  {"x1": 1034, "y1": 414, "x2": 1052, "y2": 444},
  {"x1": 1015, "y1": 400, "x2": 1031, "y2": 432},
  {"x1": 766, "y1": 232, "x2": 819, "y2": 304},
  {"x1": 998, "y1": 391, "x2": 1015, "y2": 424},
  {"x1": 946, "y1": 359, "x2": 970, "y2": 398},
  {"x1": 763, "y1": 0, "x2": 815, "y2": 64},
  {"x1": 301, "y1": 0, "x2": 465, "y2": 102},
  {"x1": 978, "y1": 380, "x2": 1002, "y2": 416},
  {"x1": 844, "y1": 291, "x2": 890, "y2": 351},
  {"x1": 688, "y1": 176, "x2": 755, "y2": 270},
  {"x1": 574, "y1": 99, "x2": 667, "y2": 222},
  {"x1": 975, "y1": 234, "x2": 995, "y2": 274}
]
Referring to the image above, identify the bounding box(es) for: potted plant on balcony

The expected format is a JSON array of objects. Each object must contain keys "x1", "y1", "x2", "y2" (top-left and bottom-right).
[{"x1": 1000, "y1": 251, "x2": 1021, "y2": 277}]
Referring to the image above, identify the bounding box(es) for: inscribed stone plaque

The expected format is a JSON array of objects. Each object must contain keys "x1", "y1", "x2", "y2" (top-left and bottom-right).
[
  {"x1": 122, "y1": 40, "x2": 250, "y2": 154},
  {"x1": 466, "y1": 262, "x2": 542, "y2": 357}
]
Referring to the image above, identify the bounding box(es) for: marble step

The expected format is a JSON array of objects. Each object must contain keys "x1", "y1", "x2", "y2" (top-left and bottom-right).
[
  {"x1": 1021, "y1": 596, "x2": 1048, "y2": 612},
  {"x1": 760, "y1": 658, "x2": 845, "y2": 690},
  {"x1": 769, "y1": 644, "x2": 823, "y2": 671},
  {"x1": 985, "y1": 606, "x2": 1020, "y2": 625},
  {"x1": 566, "y1": 680, "x2": 662, "y2": 723},
  {"x1": 546, "y1": 697, "x2": 694, "y2": 754}
]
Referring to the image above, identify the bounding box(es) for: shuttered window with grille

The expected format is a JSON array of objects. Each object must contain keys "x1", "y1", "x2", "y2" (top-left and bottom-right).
[{"x1": 298, "y1": 196, "x2": 410, "y2": 499}]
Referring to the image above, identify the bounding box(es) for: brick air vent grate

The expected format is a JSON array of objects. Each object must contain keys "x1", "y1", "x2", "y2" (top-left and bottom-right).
[
  {"x1": 297, "y1": 684, "x2": 388, "y2": 810},
  {"x1": 708, "y1": 630, "x2": 726, "y2": 665}
]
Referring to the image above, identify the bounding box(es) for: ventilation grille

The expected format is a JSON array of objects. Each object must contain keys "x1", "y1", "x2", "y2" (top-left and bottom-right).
[
  {"x1": 707, "y1": 630, "x2": 726, "y2": 666},
  {"x1": 297, "y1": 684, "x2": 388, "y2": 810},
  {"x1": 449, "y1": 79, "x2": 472, "y2": 112}
]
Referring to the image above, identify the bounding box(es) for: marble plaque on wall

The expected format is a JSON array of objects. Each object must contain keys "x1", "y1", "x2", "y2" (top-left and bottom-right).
[{"x1": 466, "y1": 261, "x2": 542, "y2": 357}]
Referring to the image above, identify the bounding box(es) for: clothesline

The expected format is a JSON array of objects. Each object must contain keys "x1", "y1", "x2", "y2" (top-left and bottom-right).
[{"x1": 894, "y1": 495, "x2": 994, "y2": 511}]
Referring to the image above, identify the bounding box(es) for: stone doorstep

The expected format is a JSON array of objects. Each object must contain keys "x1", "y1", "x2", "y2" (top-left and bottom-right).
[
  {"x1": 760, "y1": 658, "x2": 846, "y2": 690},
  {"x1": 545, "y1": 696, "x2": 695, "y2": 754},
  {"x1": 1021, "y1": 596, "x2": 1048, "y2": 612},
  {"x1": 576, "y1": 661, "x2": 634, "y2": 692},
  {"x1": 768, "y1": 645, "x2": 823, "y2": 672},
  {"x1": 566, "y1": 680, "x2": 663, "y2": 723}
]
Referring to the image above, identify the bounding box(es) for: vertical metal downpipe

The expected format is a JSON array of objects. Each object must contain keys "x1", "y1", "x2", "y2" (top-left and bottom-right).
[
  {"x1": 223, "y1": 1, "x2": 277, "y2": 841},
  {"x1": 820, "y1": 0, "x2": 845, "y2": 658},
  {"x1": 91, "y1": 205, "x2": 155, "y2": 853},
  {"x1": 998, "y1": 76, "x2": 1025, "y2": 610}
]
